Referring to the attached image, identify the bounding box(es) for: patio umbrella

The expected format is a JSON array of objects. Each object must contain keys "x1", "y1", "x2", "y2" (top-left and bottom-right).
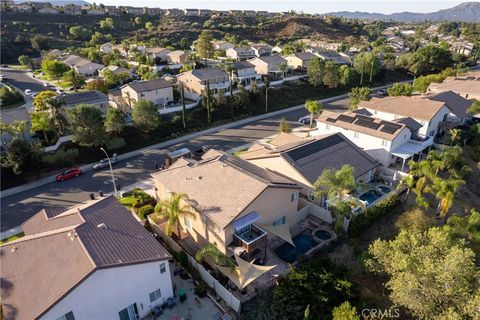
[
  {"x1": 261, "y1": 223, "x2": 295, "y2": 246},
  {"x1": 216, "y1": 255, "x2": 276, "y2": 290}
]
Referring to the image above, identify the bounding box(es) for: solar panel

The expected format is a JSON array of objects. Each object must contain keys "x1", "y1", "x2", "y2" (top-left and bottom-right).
[
  {"x1": 380, "y1": 121, "x2": 402, "y2": 130},
  {"x1": 354, "y1": 114, "x2": 374, "y2": 122},
  {"x1": 337, "y1": 115, "x2": 355, "y2": 123},
  {"x1": 355, "y1": 118, "x2": 381, "y2": 130},
  {"x1": 380, "y1": 125, "x2": 400, "y2": 134}
]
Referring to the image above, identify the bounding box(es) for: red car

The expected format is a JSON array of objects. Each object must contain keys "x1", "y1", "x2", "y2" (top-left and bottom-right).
[{"x1": 56, "y1": 168, "x2": 82, "y2": 181}]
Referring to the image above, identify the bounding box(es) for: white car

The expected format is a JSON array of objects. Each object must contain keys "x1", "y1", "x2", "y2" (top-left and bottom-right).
[
  {"x1": 93, "y1": 154, "x2": 118, "y2": 170},
  {"x1": 298, "y1": 115, "x2": 312, "y2": 125},
  {"x1": 24, "y1": 89, "x2": 33, "y2": 95}
]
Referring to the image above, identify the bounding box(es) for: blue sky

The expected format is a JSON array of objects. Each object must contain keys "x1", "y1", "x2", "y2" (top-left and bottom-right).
[{"x1": 93, "y1": 0, "x2": 467, "y2": 14}]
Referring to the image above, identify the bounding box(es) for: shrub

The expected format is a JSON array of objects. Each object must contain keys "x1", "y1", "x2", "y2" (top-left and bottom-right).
[
  {"x1": 42, "y1": 148, "x2": 79, "y2": 166},
  {"x1": 348, "y1": 194, "x2": 399, "y2": 238},
  {"x1": 119, "y1": 196, "x2": 137, "y2": 208},
  {"x1": 137, "y1": 204, "x2": 154, "y2": 220},
  {"x1": 0, "y1": 86, "x2": 24, "y2": 107},
  {"x1": 105, "y1": 137, "x2": 126, "y2": 150},
  {"x1": 194, "y1": 282, "x2": 208, "y2": 298}
]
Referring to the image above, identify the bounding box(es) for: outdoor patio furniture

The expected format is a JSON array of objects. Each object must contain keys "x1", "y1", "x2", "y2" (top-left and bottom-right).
[
  {"x1": 210, "y1": 312, "x2": 222, "y2": 319},
  {"x1": 166, "y1": 297, "x2": 176, "y2": 309}
]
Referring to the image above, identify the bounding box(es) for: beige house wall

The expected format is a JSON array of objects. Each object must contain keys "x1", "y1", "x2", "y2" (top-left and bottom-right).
[
  {"x1": 121, "y1": 85, "x2": 174, "y2": 105},
  {"x1": 285, "y1": 56, "x2": 306, "y2": 69},
  {"x1": 177, "y1": 73, "x2": 202, "y2": 95},
  {"x1": 249, "y1": 61, "x2": 269, "y2": 75}
]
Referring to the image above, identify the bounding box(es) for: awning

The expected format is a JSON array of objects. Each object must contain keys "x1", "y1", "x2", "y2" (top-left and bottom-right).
[
  {"x1": 261, "y1": 223, "x2": 295, "y2": 246},
  {"x1": 232, "y1": 212, "x2": 260, "y2": 232},
  {"x1": 391, "y1": 142, "x2": 425, "y2": 159},
  {"x1": 216, "y1": 255, "x2": 276, "y2": 290}
]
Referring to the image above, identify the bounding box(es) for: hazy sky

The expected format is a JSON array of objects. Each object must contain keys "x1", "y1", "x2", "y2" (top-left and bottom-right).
[{"x1": 93, "y1": 0, "x2": 468, "y2": 14}]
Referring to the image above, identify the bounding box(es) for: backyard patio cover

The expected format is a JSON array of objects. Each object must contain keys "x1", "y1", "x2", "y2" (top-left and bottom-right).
[
  {"x1": 216, "y1": 255, "x2": 276, "y2": 290},
  {"x1": 261, "y1": 223, "x2": 295, "y2": 246},
  {"x1": 232, "y1": 211, "x2": 260, "y2": 232},
  {"x1": 391, "y1": 142, "x2": 428, "y2": 171}
]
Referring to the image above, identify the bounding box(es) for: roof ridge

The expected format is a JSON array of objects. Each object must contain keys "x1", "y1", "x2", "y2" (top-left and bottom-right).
[{"x1": 1, "y1": 225, "x2": 79, "y2": 246}]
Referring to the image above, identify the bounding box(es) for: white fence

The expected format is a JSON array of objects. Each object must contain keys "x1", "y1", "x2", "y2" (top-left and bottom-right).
[
  {"x1": 297, "y1": 198, "x2": 333, "y2": 224},
  {"x1": 158, "y1": 98, "x2": 200, "y2": 115},
  {"x1": 148, "y1": 218, "x2": 241, "y2": 313}
]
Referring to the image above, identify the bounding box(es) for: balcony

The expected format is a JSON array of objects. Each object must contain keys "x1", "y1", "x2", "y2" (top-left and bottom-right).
[
  {"x1": 408, "y1": 134, "x2": 433, "y2": 149},
  {"x1": 233, "y1": 224, "x2": 267, "y2": 252}
]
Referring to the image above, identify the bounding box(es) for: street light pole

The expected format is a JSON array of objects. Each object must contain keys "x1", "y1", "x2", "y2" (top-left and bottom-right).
[
  {"x1": 265, "y1": 86, "x2": 272, "y2": 114},
  {"x1": 408, "y1": 72, "x2": 416, "y2": 83},
  {"x1": 100, "y1": 147, "x2": 117, "y2": 197}
]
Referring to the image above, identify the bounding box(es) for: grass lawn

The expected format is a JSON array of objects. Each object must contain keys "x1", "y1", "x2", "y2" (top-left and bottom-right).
[
  {"x1": 0, "y1": 232, "x2": 25, "y2": 244},
  {"x1": 7, "y1": 65, "x2": 29, "y2": 70},
  {"x1": 232, "y1": 148, "x2": 248, "y2": 156},
  {"x1": 0, "y1": 100, "x2": 25, "y2": 110}
]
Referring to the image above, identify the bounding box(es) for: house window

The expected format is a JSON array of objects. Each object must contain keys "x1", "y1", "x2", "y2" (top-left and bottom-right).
[
  {"x1": 291, "y1": 192, "x2": 298, "y2": 202},
  {"x1": 56, "y1": 312, "x2": 75, "y2": 320},
  {"x1": 184, "y1": 217, "x2": 192, "y2": 229},
  {"x1": 159, "y1": 262, "x2": 166, "y2": 274},
  {"x1": 354, "y1": 132, "x2": 359, "y2": 138},
  {"x1": 273, "y1": 216, "x2": 286, "y2": 226},
  {"x1": 382, "y1": 140, "x2": 388, "y2": 147},
  {"x1": 308, "y1": 190, "x2": 315, "y2": 201},
  {"x1": 149, "y1": 288, "x2": 162, "y2": 303},
  {"x1": 118, "y1": 304, "x2": 138, "y2": 320}
]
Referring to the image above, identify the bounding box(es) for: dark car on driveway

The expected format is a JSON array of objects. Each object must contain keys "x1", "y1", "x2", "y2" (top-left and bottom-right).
[{"x1": 56, "y1": 168, "x2": 82, "y2": 181}]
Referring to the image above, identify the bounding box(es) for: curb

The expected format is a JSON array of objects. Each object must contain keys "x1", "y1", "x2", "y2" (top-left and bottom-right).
[{"x1": 0, "y1": 83, "x2": 395, "y2": 198}]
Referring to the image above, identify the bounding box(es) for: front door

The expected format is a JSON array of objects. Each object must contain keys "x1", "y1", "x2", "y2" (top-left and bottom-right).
[{"x1": 118, "y1": 303, "x2": 139, "y2": 320}]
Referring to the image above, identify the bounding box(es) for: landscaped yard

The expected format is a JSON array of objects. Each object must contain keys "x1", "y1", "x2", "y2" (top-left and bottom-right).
[{"x1": 0, "y1": 232, "x2": 25, "y2": 244}]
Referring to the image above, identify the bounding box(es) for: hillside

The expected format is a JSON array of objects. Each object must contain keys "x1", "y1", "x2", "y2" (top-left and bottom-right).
[
  {"x1": 1, "y1": 13, "x2": 366, "y2": 63},
  {"x1": 14, "y1": 0, "x2": 89, "y2": 4},
  {"x1": 326, "y1": 2, "x2": 480, "y2": 22}
]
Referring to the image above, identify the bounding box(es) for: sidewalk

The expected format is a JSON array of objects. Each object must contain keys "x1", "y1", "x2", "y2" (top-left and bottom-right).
[{"x1": 0, "y1": 82, "x2": 396, "y2": 199}]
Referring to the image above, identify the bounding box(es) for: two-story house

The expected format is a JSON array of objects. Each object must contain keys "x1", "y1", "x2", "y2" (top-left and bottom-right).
[
  {"x1": 145, "y1": 47, "x2": 171, "y2": 63},
  {"x1": 240, "y1": 133, "x2": 379, "y2": 199},
  {"x1": 64, "y1": 91, "x2": 110, "y2": 113},
  {"x1": 249, "y1": 55, "x2": 287, "y2": 76},
  {"x1": 167, "y1": 50, "x2": 189, "y2": 65},
  {"x1": 284, "y1": 52, "x2": 316, "y2": 69},
  {"x1": 313, "y1": 110, "x2": 435, "y2": 171},
  {"x1": 62, "y1": 55, "x2": 104, "y2": 76},
  {"x1": 121, "y1": 79, "x2": 174, "y2": 106},
  {"x1": 358, "y1": 96, "x2": 451, "y2": 137},
  {"x1": 176, "y1": 67, "x2": 229, "y2": 95},
  {"x1": 428, "y1": 90, "x2": 475, "y2": 126},
  {"x1": 250, "y1": 43, "x2": 273, "y2": 57},
  {"x1": 212, "y1": 40, "x2": 235, "y2": 51},
  {"x1": 1, "y1": 196, "x2": 173, "y2": 320},
  {"x1": 152, "y1": 150, "x2": 303, "y2": 262},
  {"x1": 233, "y1": 61, "x2": 261, "y2": 86},
  {"x1": 226, "y1": 47, "x2": 256, "y2": 60},
  {"x1": 427, "y1": 78, "x2": 480, "y2": 100}
]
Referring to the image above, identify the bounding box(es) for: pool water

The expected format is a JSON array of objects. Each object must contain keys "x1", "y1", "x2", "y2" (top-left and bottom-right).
[
  {"x1": 274, "y1": 231, "x2": 317, "y2": 263},
  {"x1": 377, "y1": 186, "x2": 392, "y2": 194},
  {"x1": 314, "y1": 230, "x2": 332, "y2": 240},
  {"x1": 358, "y1": 189, "x2": 383, "y2": 206}
]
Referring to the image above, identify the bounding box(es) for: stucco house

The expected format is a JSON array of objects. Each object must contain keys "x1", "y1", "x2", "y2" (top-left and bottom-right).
[
  {"x1": 0, "y1": 196, "x2": 173, "y2": 320},
  {"x1": 312, "y1": 111, "x2": 434, "y2": 170},
  {"x1": 100, "y1": 43, "x2": 113, "y2": 53},
  {"x1": 121, "y1": 79, "x2": 174, "y2": 106},
  {"x1": 176, "y1": 67, "x2": 229, "y2": 95},
  {"x1": 152, "y1": 150, "x2": 303, "y2": 261},
  {"x1": 284, "y1": 52, "x2": 316, "y2": 69},
  {"x1": 308, "y1": 49, "x2": 352, "y2": 65},
  {"x1": 428, "y1": 90, "x2": 474, "y2": 126},
  {"x1": 167, "y1": 50, "x2": 188, "y2": 65},
  {"x1": 240, "y1": 133, "x2": 380, "y2": 199},
  {"x1": 62, "y1": 55, "x2": 104, "y2": 76},
  {"x1": 100, "y1": 65, "x2": 133, "y2": 78},
  {"x1": 213, "y1": 40, "x2": 235, "y2": 51},
  {"x1": 145, "y1": 47, "x2": 171, "y2": 62},
  {"x1": 358, "y1": 96, "x2": 451, "y2": 137},
  {"x1": 427, "y1": 78, "x2": 480, "y2": 100},
  {"x1": 233, "y1": 61, "x2": 261, "y2": 86},
  {"x1": 250, "y1": 43, "x2": 273, "y2": 57},
  {"x1": 226, "y1": 47, "x2": 256, "y2": 60},
  {"x1": 64, "y1": 91, "x2": 110, "y2": 113},
  {"x1": 249, "y1": 55, "x2": 287, "y2": 76}
]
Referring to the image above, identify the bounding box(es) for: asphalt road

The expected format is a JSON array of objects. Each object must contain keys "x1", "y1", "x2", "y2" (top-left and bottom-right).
[
  {"x1": 0, "y1": 96, "x2": 351, "y2": 231},
  {"x1": 0, "y1": 68, "x2": 48, "y2": 93}
]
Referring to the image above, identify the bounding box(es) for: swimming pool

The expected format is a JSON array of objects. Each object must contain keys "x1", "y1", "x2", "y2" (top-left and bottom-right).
[
  {"x1": 274, "y1": 230, "x2": 318, "y2": 263},
  {"x1": 358, "y1": 189, "x2": 384, "y2": 206},
  {"x1": 314, "y1": 229, "x2": 332, "y2": 240}
]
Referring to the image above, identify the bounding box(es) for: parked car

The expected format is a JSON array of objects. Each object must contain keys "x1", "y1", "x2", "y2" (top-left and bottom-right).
[
  {"x1": 93, "y1": 154, "x2": 118, "y2": 170},
  {"x1": 298, "y1": 115, "x2": 313, "y2": 125},
  {"x1": 56, "y1": 89, "x2": 64, "y2": 94},
  {"x1": 0, "y1": 64, "x2": 8, "y2": 68},
  {"x1": 202, "y1": 145, "x2": 223, "y2": 152},
  {"x1": 377, "y1": 89, "x2": 387, "y2": 96},
  {"x1": 24, "y1": 89, "x2": 33, "y2": 95},
  {"x1": 56, "y1": 168, "x2": 82, "y2": 181}
]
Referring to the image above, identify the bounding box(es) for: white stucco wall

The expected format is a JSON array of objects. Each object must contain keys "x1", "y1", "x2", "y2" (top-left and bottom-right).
[{"x1": 41, "y1": 261, "x2": 173, "y2": 320}]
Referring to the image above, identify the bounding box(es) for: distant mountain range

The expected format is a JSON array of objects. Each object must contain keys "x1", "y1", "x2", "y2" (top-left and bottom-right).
[
  {"x1": 325, "y1": 2, "x2": 480, "y2": 22},
  {"x1": 14, "y1": 0, "x2": 89, "y2": 5}
]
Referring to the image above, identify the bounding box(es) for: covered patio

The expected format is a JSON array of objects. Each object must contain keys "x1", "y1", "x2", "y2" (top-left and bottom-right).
[{"x1": 391, "y1": 137, "x2": 433, "y2": 171}]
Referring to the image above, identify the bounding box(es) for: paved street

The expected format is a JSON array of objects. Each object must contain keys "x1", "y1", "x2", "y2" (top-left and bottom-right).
[
  {"x1": 0, "y1": 95, "x2": 351, "y2": 231},
  {"x1": 0, "y1": 68, "x2": 47, "y2": 92}
]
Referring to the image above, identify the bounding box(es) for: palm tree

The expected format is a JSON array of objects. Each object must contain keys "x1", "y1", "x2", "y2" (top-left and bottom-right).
[
  {"x1": 46, "y1": 97, "x2": 67, "y2": 136},
  {"x1": 195, "y1": 243, "x2": 236, "y2": 270},
  {"x1": 152, "y1": 193, "x2": 196, "y2": 237},
  {"x1": 304, "y1": 99, "x2": 322, "y2": 128},
  {"x1": 10, "y1": 120, "x2": 28, "y2": 140},
  {"x1": 426, "y1": 176, "x2": 464, "y2": 218},
  {"x1": 122, "y1": 91, "x2": 136, "y2": 110},
  {"x1": 180, "y1": 83, "x2": 187, "y2": 129},
  {"x1": 397, "y1": 174, "x2": 415, "y2": 204},
  {"x1": 30, "y1": 112, "x2": 55, "y2": 145},
  {"x1": 449, "y1": 128, "x2": 461, "y2": 147},
  {"x1": 278, "y1": 61, "x2": 289, "y2": 79}
]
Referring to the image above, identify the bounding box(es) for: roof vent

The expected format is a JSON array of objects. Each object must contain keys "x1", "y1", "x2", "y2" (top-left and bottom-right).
[
  {"x1": 11, "y1": 246, "x2": 17, "y2": 252},
  {"x1": 97, "y1": 223, "x2": 107, "y2": 229},
  {"x1": 185, "y1": 176, "x2": 192, "y2": 181},
  {"x1": 197, "y1": 176, "x2": 202, "y2": 180}
]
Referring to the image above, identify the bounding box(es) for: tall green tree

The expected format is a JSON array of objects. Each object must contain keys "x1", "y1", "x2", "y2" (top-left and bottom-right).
[
  {"x1": 152, "y1": 192, "x2": 196, "y2": 236},
  {"x1": 4, "y1": 138, "x2": 41, "y2": 174},
  {"x1": 348, "y1": 87, "x2": 371, "y2": 110},
  {"x1": 30, "y1": 111, "x2": 55, "y2": 144},
  {"x1": 33, "y1": 90, "x2": 57, "y2": 111},
  {"x1": 338, "y1": 65, "x2": 353, "y2": 86},
  {"x1": 323, "y1": 61, "x2": 340, "y2": 88},
  {"x1": 18, "y1": 55, "x2": 32, "y2": 69},
  {"x1": 132, "y1": 99, "x2": 161, "y2": 133},
  {"x1": 387, "y1": 82, "x2": 413, "y2": 96},
  {"x1": 278, "y1": 62, "x2": 289, "y2": 78},
  {"x1": 104, "y1": 108, "x2": 126, "y2": 135},
  {"x1": 41, "y1": 59, "x2": 70, "y2": 82},
  {"x1": 196, "y1": 31, "x2": 214, "y2": 59},
  {"x1": 46, "y1": 96, "x2": 67, "y2": 136},
  {"x1": 366, "y1": 228, "x2": 480, "y2": 320},
  {"x1": 67, "y1": 104, "x2": 106, "y2": 147},
  {"x1": 354, "y1": 52, "x2": 379, "y2": 85},
  {"x1": 467, "y1": 100, "x2": 480, "y2": 116},
  {"x1": 307, "y1": 57, "x2": 325, "y2": 87},
  {"x1": 180, "y1": 83, "x2": 187, "y2": 129},
  {"x1": 332, "y1": 301, "x2": 360, "y2": 320},
  {"x1": 278, "y1": 118, "x2": 292, "y2": 133},
  {"x1": 62, "y1": 69, "x2": 85, "y2": 91},
  {"x1": 304, "y1": 99, "x2": 322, "y2": 128},
  {"x1": 99, "y1": 17, "x2": 114, "y2": 29}
]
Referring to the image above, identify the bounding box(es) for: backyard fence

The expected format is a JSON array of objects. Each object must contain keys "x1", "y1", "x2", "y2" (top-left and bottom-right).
[
  {"x1": 148, "y1": 218, "x2": 242, "y2": 313},
  {"x1": 297, "y1": 198, "x2": 333, "y2": 225}
]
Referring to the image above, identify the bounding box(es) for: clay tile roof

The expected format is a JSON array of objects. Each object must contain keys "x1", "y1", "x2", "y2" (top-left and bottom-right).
[
  {"x1": 359, "y1": 96, "x2": 446, "y2": 121},
  {"x1": 152, "y1": 152, "x2": 299, "y2": 229},
  {"x1": 427, "y1": 90, "x2": 473, "y2": 118},
  {"x1": 126, "y1": 79, "x2": 171, "y2": 92},
  {"x1": 1, "y1": 196, "x2": 171, "y2": 320},
  {"x1": 428, "y1": 79, "x2": 480, "y2": 96}
]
